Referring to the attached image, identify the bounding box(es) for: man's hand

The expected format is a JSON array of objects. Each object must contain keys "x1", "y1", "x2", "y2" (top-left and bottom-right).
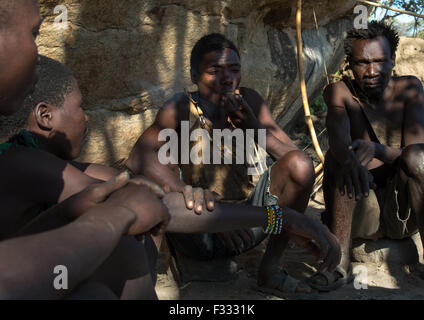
[
  {"x1": 336, "y1": 149, "x2": 374, "y2": 201},
  {"x1": 179, "y1": 185, "x2": 219, "y2": 215},
  {"x1": 104, "y1": 183, "x2": 170, "y2": 236},
  {"x1": 350, "y1": 139, "x2": 377, "y2": 167},
  {"x1": 221, "y1": 90, "x2": 262, "y2": 130},
  {"x1": 217, "y1": 229, "x2": 256, "y2": 254},
  {"x1": 283, "y1": 208, "x2": 341, "y2": 273}
]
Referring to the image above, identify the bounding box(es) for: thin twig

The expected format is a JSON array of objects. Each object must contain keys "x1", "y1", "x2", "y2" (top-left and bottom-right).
[{"x1": 357, "y1": 0, "x2": 424, "y2": 19}]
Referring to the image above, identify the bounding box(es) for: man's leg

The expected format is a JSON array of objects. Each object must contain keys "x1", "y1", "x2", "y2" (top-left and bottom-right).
[
  {"x1": 257, "y1": 150, "x2": 315, "y2": 292},
  {"x1": 87, "y1": 236, "x2": 158, "y2": 300},
  {"x1": 399, "y1": 144, "x2": 424, "y2": 260},
  {"x1": 322, "y1": 152, "x2": 357, "y2": 273}
]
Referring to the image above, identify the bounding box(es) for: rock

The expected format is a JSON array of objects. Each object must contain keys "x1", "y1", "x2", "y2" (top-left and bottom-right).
[
  {"x1": 0, "y1": 0, "x2": 358, "y2": 165},
  {"x1": 394, "y1": 37, "x2": 424, "y2": 84},
  {"x1": 351, "y1": 233, "x2": 423, "y2": 266}
]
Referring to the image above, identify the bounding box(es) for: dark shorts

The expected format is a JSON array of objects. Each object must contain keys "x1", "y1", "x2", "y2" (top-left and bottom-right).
[{"x1": 166, "y1": 164, "x2": 279, "y2": 260}]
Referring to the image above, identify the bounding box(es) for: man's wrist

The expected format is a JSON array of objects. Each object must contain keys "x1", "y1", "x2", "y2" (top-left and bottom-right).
[{"x1": 85, "y1": 204, "x2": 136, "y2": 235}]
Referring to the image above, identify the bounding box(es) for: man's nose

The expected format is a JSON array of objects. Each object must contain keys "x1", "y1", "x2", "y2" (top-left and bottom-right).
[
  {"x1": 366, "y1": 62, "x2": 379, "y2": 77},
  {"x1": 221, "y1": 68, "x2": 233, "y2": 84}
]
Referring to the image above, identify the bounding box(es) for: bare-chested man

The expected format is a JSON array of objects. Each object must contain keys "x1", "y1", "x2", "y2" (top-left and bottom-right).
[
  {"x1": 126, "y1": 33, "x2": 340, "y2": 296},
  {"x1": 0, "y1": 0, "x2": 170, "y2": 299},
  {"x1": 4, "y1": 52, "x2": 341, "y2": 298},
  {"x1": 310, "y1": 21, "x2": 424, "y2": 291}
]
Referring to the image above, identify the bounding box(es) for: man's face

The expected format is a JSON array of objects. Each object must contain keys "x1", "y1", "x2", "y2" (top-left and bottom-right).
[
  {"x1": 350, "y1": 36, "x2": 394, "y2": 99},
  {"x1": 194, "y1": 48, "x2": 241, "y2": 104},
  {"x1": 52, "y1": 79, "x2": 88, "y2": 160},
  {"x1": 0, "y1": 0, "x2": 41, "y2": 116}
]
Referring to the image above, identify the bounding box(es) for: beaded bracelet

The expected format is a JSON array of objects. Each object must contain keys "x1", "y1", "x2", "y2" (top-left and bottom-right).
[{"x1": 263, "y1": 205, "x2": 284, "y2": 235}]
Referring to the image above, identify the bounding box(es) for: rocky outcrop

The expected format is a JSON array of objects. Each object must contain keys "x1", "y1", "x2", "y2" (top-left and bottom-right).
[
  {"x1": 1, "y1": 0, "x2": 358, "y2": 164},
  {"x1": 394, "y1": 37, "x2": 424, "y2": 83}
]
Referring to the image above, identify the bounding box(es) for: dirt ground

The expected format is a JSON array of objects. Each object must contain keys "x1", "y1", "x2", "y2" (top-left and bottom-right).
[
  {"x1": 155, "y1": 189, "x2": 424, "y2": 300},
  {"x1": 154, "y1": 113, "x2": 424, "y2": 301}
]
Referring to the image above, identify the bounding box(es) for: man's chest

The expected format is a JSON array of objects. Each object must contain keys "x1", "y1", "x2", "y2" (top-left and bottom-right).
[{"x1": 347, "y1": 97, "x2": 405, "y2": 143}]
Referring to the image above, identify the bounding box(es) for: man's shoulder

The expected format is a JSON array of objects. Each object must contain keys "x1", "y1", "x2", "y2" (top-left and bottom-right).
[
  {"x1": 392, "y1": 75, "x2": 423, "y2": 90},
  {"x1": 323, "y1": 80, "x2": 352, "y2": 108},
  {"x1": 324, "y1": 80, "x2": 350, "y2": 95},
  {"x1": 0, "y1": 147, "x2": 68, "y2": 193},
  {"x1": 0, "y1": 147, "x2": 67, "y2": 174},
  {"x1": 155, "y1": 92, "x2": 190, "y2": 128},
  {"x1": 161, "y1": 92, "x2": 189, "y2": 111}
]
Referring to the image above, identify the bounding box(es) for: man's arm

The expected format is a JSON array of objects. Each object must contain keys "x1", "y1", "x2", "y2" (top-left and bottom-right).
[
  {"x1": 126, "y1": 95, "x2": 215, "y2": 213},
  {"x1": 402, "y1": 76, "x2": 424, "y2": 146},
  {"x1": 69, "y1": 161, "x2": 121, "y2": 181},
  {"x1": 0, "y1": 180, "x2": 171, "y2": 300},
  {"x1": 241, "y1": 88, "x2": 298, "y2": 160},
  {"x1": 324, "y1": 83, "x2": 354, "y2": 164},
  {"x1": 126, "y1": 99, "x2": 186, "y2": 192},
  {"x1": 352, "y1": 77, "x2": 424, "y2": 166},
  {"x1": 0, "y1": 205, "x2": 134, "y2": 299},
  {"x1": 324, "y1": 82, "x2": 370, "y2": 199},
  {"x1": 0, "y1": 147, "x2": 101, "y2": 205}
]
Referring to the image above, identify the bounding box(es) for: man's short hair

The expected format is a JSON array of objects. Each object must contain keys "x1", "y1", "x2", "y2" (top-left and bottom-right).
[
  {"x1": 190, "y1": 33, "x2": 240, "y2": 73},
  {"x1": 26, "y1": 55, "x2": 75, "y2": 110},
  {"x1": 344, "y1": 20, "x2": 400, "y2": 61},
  {"x1": 0, "y1": 55, "x2": 75, "y2": 138}
]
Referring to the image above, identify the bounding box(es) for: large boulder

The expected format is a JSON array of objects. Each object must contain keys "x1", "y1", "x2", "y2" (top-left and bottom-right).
[
  {"x1": 1, "y1": 0, "x2": 357, "y2": 165},
  {"x1": 394, "y1": 37, "x2": 424, "y2": 83}
]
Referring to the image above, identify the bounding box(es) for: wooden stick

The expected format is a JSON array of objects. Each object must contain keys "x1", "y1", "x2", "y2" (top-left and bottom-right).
[
  {"x1": 314, "y1": 162, "x2": 323, "y2": 175},
  {"x1": 357, "y1": 0, "x2": 424, "y2": 19},
  {"x1": 296, "y1": 0, "x2": 325, "y2": 165}
]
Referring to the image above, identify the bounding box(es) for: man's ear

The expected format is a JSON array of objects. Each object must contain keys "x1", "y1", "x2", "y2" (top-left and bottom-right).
[
  {"x1": 391, "y1": 54, "x2": 396, "y2": 67},
  {"x1": 34, "y1": 102, "x2": 55, "y2": 130},
  {"x1": 191, "y1": 69, "x2": 200, "y2": 84}
]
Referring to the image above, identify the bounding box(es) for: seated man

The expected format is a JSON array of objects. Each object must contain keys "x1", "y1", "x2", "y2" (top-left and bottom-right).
[
  {"x1": 126, "y1": 33, "x2": 325, "y2": 296},
  {"x1": 315, "y1": 21, "x2": 424, "y2": 291},
  {"x1": 3, "y1": 53, "x2": 341, "y2": 298},
  {"x1": 0, "y1": 0, "x2": 170, "y2": 300}
]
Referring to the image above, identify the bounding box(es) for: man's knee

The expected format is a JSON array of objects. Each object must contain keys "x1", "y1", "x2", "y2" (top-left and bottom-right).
[
  {"x1": 276, "y1": 150, "x2": 315, "y2": 188},
  {"x1": 400, "y1": 144, "x2": 424, "y2": 179}
]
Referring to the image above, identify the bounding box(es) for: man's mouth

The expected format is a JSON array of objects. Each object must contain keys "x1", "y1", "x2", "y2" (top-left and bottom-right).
[
  {"x1": 221, "y1": 86, "x2": 234, "y2": 94},
  {"x1": 363, "y1": 80, "x2": 382, "y2": 88}
]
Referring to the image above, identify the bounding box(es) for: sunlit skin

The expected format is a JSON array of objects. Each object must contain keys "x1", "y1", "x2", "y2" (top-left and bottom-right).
[
  {"x1": 350, "y1": 36, "x2": 395, "y2": 101},
  {"x1": 195, "y1": 48, "x2": 241, "y2": 106},
  {"x1": 127, "y1": 45, "x2": 342, "y2": 294},
  {"x1": 321, "y1": 34, "x2": 424, "y2": 287}
]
